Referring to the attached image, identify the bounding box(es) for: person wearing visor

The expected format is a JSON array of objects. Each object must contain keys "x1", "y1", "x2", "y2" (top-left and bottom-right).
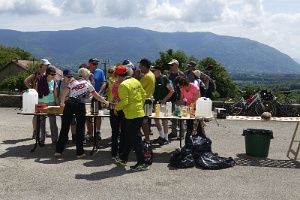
[
  {"x1": 24, "y1": 58, "x2": 51, "y2": 139},
  {"x1": 58, "y1": 69, "x2": 77, "y2": 143}
]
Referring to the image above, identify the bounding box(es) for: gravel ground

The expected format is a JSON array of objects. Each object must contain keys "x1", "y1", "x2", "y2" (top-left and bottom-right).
[{"x1": 0, "y1": 107, "x2": 300, "y2": 200}]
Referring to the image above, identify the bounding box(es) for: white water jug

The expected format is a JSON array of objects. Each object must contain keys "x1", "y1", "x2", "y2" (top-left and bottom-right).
[
  {"x1": 195, "y1": 97, "x2": 212, "y2": 118},
  {"x1": 22, "y1": 89, "x2": 38, "y2": 113}
]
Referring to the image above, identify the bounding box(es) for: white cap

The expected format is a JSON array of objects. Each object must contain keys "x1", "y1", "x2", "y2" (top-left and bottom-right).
[
  {"x1": 40, "y1": 59, "x2": 51, "y2": 65},
  {"x1": 168, "y1": 59, "x2": 179, "y2": 65}
]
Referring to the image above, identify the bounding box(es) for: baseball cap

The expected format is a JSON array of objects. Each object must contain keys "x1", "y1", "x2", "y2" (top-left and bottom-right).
[
  {"x1": 40, "y1": 59, "x2": 51, "y2": 65},
  {"x1": 63, "y1": 69, "x2": 73, "y2": 76},
  {"x1": 168, "y1": 59, "x2": 179, "y2": 65},
  {"x1": 151, "y1": 66, "x2": 162, "y2": 71},
  {"x1": 115, "y1": 65, "x2": 127, "y2": 75},
  {"x1": 88, "y1": 58, "x2": 99, "y2": 63},
  {"x1": 138, "y1": 58, "x2": 151, "y2": 67},
  {"x1": 122, "y1": 60, "x2": 135, "y2": 70},
  {"x1": 187, "y1": 61, "x2": 197, "y2": 68}
]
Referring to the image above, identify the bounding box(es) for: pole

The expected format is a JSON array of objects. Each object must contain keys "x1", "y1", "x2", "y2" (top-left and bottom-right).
[{"x1": 101, "y1": 59, "x2": 110, "y2": 78}]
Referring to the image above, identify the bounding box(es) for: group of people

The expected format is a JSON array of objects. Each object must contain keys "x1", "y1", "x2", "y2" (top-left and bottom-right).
[{"x1": 24, "y1": 57, "x2": 215, "y2": 171}]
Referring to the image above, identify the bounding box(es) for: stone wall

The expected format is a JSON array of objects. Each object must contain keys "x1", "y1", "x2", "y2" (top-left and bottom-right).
[
  {"x1": 0, "y1": 94, "x2": 298, "y2": 117},
  {"x1": 0, "y1": 94, "x2": 22, "y2": 108}
]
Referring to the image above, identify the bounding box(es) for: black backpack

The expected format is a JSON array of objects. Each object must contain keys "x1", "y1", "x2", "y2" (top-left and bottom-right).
[{"x1": 208, "y1": 79, "x2": 216, "y2": 93}]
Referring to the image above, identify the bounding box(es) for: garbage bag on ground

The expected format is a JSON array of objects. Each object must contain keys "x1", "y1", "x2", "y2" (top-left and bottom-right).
[
  {"x1": 185, "y1": 134, "x2": 212, "y2": 155},
  {"x1": 170, "y1": 148, "x2": 195, "y2": 168},
  {"x1": 194, "y1": 152, "x2": 236, "y2": 170}
]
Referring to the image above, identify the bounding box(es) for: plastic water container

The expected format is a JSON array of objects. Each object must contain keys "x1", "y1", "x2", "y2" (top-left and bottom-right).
[
  {"x1": 195, "y1": 97, "x2": 212, "y2": 118},
  {"x1": 22, "y1": 89, "x2": 38, "y2": 113}
]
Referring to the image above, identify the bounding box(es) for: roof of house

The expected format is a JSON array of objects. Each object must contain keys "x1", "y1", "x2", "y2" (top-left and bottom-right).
[{"x1": 2, "y1": 59, "x2": 63, "y2": 80}]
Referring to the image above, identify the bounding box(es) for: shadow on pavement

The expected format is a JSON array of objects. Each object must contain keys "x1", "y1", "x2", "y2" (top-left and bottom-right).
[{"x1": 235, "y1": 153, "x2": 300, "y2": 169}]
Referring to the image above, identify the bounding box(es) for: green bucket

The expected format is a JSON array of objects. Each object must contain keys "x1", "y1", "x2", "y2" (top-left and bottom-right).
[{"x1": 242, "y1": 129, "x2": 274, "y2": 157}]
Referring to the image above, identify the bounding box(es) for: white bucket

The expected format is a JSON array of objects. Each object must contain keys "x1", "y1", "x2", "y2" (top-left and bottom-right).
[
  {"x1": 22, "y1": 89, "x2": 38, "y2": 113},
  {"x1": 195, "y1": 97, "x2": 212, "y2": 118}
]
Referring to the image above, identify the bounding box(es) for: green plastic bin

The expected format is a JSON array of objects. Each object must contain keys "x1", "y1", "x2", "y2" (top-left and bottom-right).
[{"x1": 242, "y1": 129, "x2": 274, "y2": 157}]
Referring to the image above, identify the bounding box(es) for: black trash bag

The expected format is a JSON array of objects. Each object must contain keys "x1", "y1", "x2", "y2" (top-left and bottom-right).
[
  {"x1": 185, "y1": 135, "x2": 212, "y2": 156},
  {"x1": 195, "y1": 152, "x2": 236, "y2": 170},
  {"x1": 143, "y1": 141, "x2": 153, "y2": 165},
  {"x1": 170, "y1": 148, "x2": 195, "y2": 168}
]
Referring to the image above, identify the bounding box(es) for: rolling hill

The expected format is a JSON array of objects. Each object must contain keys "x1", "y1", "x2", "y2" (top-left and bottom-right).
[{"x1": 0, "y1": 26, "x2": 299, "y2": 74}]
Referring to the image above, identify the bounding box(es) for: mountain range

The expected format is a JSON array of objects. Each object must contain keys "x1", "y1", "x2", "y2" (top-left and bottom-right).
[{"x1": 0, "y1": 26, "x2": 299, "y2": 74}]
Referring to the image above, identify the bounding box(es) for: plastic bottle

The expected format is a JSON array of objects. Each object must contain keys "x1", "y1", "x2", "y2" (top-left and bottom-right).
[
  {"x1": 160, "y1": 104, "x2": 166, "y2": 117},
  {"x1": 166, "y1": 102, "x2": 172, "y2": 116},
  {"x1": 155, "y1": 101, "x2": 160, "y2": 117},
  {"x1": 190, "y1": 103, "x2": 195, "y2": 118}
]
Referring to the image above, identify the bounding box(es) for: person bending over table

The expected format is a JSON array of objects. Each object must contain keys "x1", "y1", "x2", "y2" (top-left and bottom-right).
[
  {"x1": 55, "y1": 68, "x2": 109, "y2": 158},
  {"x1": 174, "y1": 76, "x2": 205, "y2": 138}
]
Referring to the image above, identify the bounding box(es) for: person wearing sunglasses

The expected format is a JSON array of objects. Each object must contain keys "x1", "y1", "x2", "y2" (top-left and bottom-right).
[
  {"x1": 85, "y1": 58, "x2": 106, "y2": 142},
  {"x1": 57, "y1": 69, "x2": 77, "y2": 143},
  {"x1": 35, "y1": 66, "x2": 59, "y2": 146}
]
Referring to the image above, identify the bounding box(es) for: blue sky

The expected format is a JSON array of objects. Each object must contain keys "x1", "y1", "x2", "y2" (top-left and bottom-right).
[{"x1": 0, "y1": 0, "x2": 299, "y2": 61}]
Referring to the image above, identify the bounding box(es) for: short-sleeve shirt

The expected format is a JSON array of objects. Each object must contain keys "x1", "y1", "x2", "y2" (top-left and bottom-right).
[
  {"x1": 154, "y1": 74, "x2": 170, "y2": 102},
  {"x1": 38, "y1": 80, "x2": 57, "y2": 103},
  {"x1": 67, "y1": 78, "x2": 96, "y2": 103},
  {"x1": 180, "y1": 83, "x2": 200, "y2": 106},
  {"x1": 140, "y1": 71, "x2": 155, "y2": 98},
  {"x1": 91, "y1": 69, "x2": 106, "y2": 93},
  {"x1": 169, "y1": 71, "x2": 185, "y2": 100}
]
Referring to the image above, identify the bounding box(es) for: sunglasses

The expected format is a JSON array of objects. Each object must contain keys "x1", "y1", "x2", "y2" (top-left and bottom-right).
[
  {"x1": 66, "y1": 75, "x2": 73, "y2": 78},
  {"x1": 91, "y1": 62, "x2": 98, "y2": 65},
  {"x1": 108, "y1": 71, "x2": 114, "y2": 74},
  {"x1": 50, "y1": 73, "x2": 56, "y2": 76}
]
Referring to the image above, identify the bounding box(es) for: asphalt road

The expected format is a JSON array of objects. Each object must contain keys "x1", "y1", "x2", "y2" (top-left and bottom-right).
[{"x1": 0, "y1": 107, "x2": 300, "y2": 200}]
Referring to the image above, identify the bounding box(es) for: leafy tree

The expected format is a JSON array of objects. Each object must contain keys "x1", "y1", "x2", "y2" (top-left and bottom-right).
[
  {"x1": 154, "y1": 51, "x2": 239, "y2": 99},
  {"x1": 155, "y1": 49, "x2": 189, "y2": 71},
  {"x1": 0, "y1": 45, "x2": 35, "y2": 67}
]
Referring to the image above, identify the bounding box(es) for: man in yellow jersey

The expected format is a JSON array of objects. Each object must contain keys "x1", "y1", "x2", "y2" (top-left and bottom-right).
[
  {"x1": 138, "y1": 58, "x2": 155, "y2": 143},
  {"x1": 114, "y1": 65, "x2": 149, "y2": 171}
]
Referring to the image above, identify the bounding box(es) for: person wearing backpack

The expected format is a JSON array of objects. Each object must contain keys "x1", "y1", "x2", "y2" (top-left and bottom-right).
[
  {"x1": 185, "y1": 61, "x2": 197, "y2": 83},
  {"x1": 151, "y1": 66, "x2": 175, "y2": 145},
  {"x1": 24, "y1": 59, "x2": 50, "y2": 139},
  {"x1": 192, "y1": 70, "x2": 207, "y2": 97},
  {"x1": 202, "y1": 65, "x2": 215, "y2": 99}
]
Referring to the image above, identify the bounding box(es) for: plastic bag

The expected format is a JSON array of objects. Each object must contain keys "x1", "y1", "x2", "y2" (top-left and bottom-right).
[
  {"x1": 195, "y1": 152, "x2": 236, "y2": 170},
  {"x1": 170, "y1": 148, "x2": 195, "y2": 168},
  {"x1": 185, "y1": 135, "x2": 212, "y2": 156}
]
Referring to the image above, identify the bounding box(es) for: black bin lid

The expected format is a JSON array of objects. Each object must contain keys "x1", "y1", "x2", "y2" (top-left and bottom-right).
[{"x1": 242, "y1": 128, "x2": 273, "y2": 138}]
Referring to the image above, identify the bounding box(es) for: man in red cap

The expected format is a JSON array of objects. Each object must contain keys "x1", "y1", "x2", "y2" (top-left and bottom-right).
[{"x1": 114, "y1": 65, "x2": 150, "y2": 171}]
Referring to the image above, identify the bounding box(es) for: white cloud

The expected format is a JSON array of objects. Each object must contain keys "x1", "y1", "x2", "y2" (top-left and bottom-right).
[{"x1": 0, "y1": 0, "x2": 61, "y2": 16}]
